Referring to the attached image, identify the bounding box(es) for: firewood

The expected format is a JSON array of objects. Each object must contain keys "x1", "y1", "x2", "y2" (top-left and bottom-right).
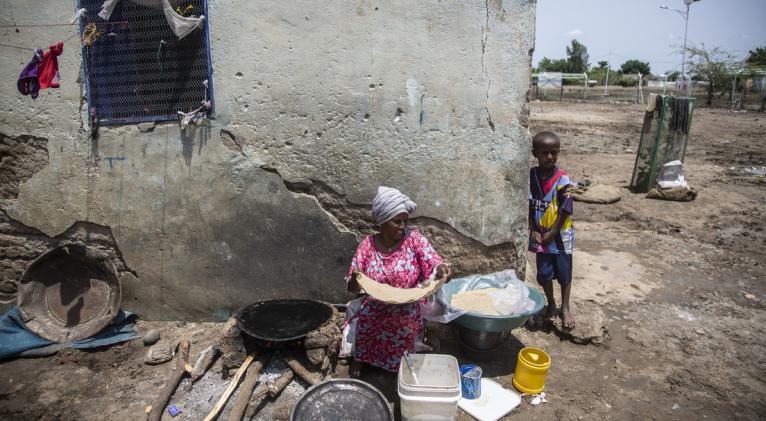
[
  {"x1": 203, "y1": 353, "x2": 255, "y2": 421},
  {"x1": 245, "y1": 369, "x2": 294, "y2": 419},
  {"x1": 191, "y1": 345, "x2": 220, "y2": 382},
  {"x1": 286, "y1": 354, "x2": 321, "y2": 386},
  {"x1": 226, "y1": 355, "x2": 268, "y2": 421},
  {"x1": 146, "y1": 339, "x2": 191, "y2": 421},
  {"x1": 244, "y1": 384, "x2": 270, "y2": 419},
  {"x1": 268, "y1": 369, "x2": 295, "y2": 397}
]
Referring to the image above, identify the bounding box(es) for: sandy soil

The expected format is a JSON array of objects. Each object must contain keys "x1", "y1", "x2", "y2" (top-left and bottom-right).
[{"x1": 0, "y1": 101, "x2": 764, "y2": 420}]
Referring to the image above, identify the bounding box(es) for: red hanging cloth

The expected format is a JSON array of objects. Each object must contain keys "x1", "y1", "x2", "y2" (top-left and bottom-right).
[{"x1": 38, "y1": 42, "x2": 64, "y2": 89}]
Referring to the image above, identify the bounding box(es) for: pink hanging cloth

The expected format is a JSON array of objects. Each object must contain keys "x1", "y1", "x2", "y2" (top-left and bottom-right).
[{"x1": 38, "y1": 42, "x2": 64, "y2": 89}]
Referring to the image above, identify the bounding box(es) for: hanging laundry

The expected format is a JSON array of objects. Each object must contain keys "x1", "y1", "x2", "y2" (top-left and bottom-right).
[
  {"x1": 645, "y1": 93, "x2": 658, "y2": 113},
  {"x1": 178, "y1": 79, "x2": 210, "y2": 130},
  {"x1": 17, "y1": 49, "x2": 45, "y2": 99},
  {"x1": 668, "y1": 97, "x2": 690, "y2": 134},
  {"x1": 38, "y1": 42, "x2": 64, "y2": 90},
  {"x1": 82, "y1": 23, "x2": 103, "y2": 46},
  {"x1": 99, "y1": 0, "x2": 163, "y2": 20},
  {"x1": 655, "y1": 93, "x2": 663, "y2": 116},
  {"x1": 162, "y1": 0, "x2": 205, "y2": 40},
  {"x1": 178, "y1": 100, "x2": 211, "y2": 130},
  {"x1": 98, "y1": 0, "x2": 121, "y2": 20},
  {"x1": 69, "y1": 8, "x2": 87, "y2": 24}
]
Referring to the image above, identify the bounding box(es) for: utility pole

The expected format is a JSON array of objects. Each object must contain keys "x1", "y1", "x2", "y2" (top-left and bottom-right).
[
  {"x1": 680, "y1": 2, "x2": 690, "y2": 95},
  {"x1": 661, "y1": 1, "x2": 701, "y2": 96},
  {"x1": 604, "y1": 50, "x2": 611, "y2": 95}
]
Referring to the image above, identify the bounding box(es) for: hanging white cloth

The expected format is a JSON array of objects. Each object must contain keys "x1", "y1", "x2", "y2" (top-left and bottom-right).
[
  {"x1": 69, "y1": 8, "x2": 87, "y2": 24},
  {"x1": 162, "y1": 0, "x2": 205, "y2": 40},
  {"x1": 177, "y1": 100, "x2": 211, "y2": 129},
  {"x1": 98, "y1": 0, "x2": 121, "y2": 20},
  {"x1": 178, "y1": 81, "x2": 211, "y2": 130}
]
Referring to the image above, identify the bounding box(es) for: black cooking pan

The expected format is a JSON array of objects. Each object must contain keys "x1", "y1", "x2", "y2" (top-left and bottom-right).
[{"x1": 237, "y1": 299, "x2": 334, "y2": 344}]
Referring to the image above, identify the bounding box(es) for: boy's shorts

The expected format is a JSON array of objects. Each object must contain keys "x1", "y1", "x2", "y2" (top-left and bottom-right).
[{"x1": 536, "y1": 253, "x2": 573, "y2": 286}]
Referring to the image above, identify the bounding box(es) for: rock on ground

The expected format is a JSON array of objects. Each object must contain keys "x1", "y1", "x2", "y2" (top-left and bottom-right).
[
  {"x1": 142, "y1": 329, "x2": 160, "y2": 346},
  {"x1": 145, "y1": 341, "x2": 173, "y2": 365}
]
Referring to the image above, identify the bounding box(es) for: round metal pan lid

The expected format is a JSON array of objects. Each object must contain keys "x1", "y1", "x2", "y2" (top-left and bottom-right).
[
  {"x1": 290, "y1": 379, "x2": 393, "y2": 421},
  {"x1": 236, "y1": 299, "x2": 333, "y2": 342},
  {"x1": 16, "y1": 245, "x2": 121, "y2": 343}
]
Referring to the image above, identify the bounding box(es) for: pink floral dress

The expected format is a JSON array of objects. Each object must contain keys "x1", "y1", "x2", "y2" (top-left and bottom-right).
[{"x1": 346, "y1": 230, "x2": 444, "y2": 372}]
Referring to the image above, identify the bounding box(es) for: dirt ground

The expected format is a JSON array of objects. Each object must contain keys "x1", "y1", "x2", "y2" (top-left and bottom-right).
[{"x1": 0, "y1": 101, "x2": 764, "y2": 420}]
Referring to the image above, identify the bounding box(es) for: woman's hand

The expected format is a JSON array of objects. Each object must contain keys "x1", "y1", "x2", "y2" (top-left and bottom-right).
[
  {"x1": 347, "y1": 272, "x2": 362, "y2": 293},
  {"x1": 435, "y1": 263, "x2": 452, "y2": 281}
]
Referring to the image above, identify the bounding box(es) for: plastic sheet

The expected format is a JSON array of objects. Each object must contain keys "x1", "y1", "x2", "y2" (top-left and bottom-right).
[
  {"x1": 488, "y1": 281, "x2": 536, "y2": 315},
  {"x1": 657, "y1": 160, "x2": 688, "y2": 189},
  {"x1": 421, "y1": 270, "x2": 533, "y2": 323},
  {"x1": 339, "y1": 296, "x2": 363, "y2": 357}
]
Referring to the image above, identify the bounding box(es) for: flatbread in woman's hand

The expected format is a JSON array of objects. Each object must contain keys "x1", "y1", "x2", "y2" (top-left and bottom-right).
[{"x1": 352, "y1": 270, "x2": 447, "y2": 304}]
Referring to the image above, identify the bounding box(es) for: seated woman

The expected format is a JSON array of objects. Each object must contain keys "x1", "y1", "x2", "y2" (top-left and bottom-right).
[{"x1": 346, "y1": 186, "x2": 451, "y2": 377}]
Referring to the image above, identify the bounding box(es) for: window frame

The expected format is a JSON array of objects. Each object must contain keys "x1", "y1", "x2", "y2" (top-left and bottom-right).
[{"x1": 77, "y1": 0, "x2": 215, "y2": 126}]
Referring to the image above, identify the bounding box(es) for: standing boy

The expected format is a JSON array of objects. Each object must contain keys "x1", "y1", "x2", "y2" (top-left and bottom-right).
[{"x1": 529, "y1": 131, "x2": 575, "y2": 329}]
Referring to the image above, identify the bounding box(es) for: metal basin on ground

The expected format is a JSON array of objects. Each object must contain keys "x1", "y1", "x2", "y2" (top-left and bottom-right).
[
  {"x1": 291, "y1": 379, "x2": 393, "y2": 421},
  {"x1": 17, "y1": 245, "x2": 121, "y2": 343},
  {"x1": 440, "y1": 279, "x2": 545, "y2": 332},
  {"x1": 456, "y1": 325, "x2": 512, "y2": 350}
]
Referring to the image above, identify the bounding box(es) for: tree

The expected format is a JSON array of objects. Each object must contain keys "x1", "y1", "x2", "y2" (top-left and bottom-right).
[
  {"x1": 597, "y1": 60, "x2": 609, "y2": 70},
  {"x1": 620, "y1": 59, "x2": 651, "y2": 76},
  {"x1": 665, "y1": 71, "x2": 680, "y2": 81},
  {"x1": 565, "y1": 39, "x2": 589, "y2": 73},
  {"x1": 538, "y1": 57, "x2": 568, "y2": 72},
  {"x1": 746, "y1": 47, "x2": 766, "y2": 66},
  {"x1": 684, "y1": 43, "x2": 736, "y2": 105}
]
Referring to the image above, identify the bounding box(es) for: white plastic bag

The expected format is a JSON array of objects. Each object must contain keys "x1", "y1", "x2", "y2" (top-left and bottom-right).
[
  {"x1": 339, "y1": 296, "x2": 364, "y2": 358},
  {"x1": 657, "y1": 160, "x2": 688, "y2": 189},
  {"x1": 421, "y1": 269, "x2": 532, "y2": 322},
  {"x1": 488, "y1": 280, "x2": 535, "y2": 315}
]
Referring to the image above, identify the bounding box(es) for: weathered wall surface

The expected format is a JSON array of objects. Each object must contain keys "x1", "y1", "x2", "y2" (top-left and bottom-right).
[{"x1": 0, "y1": 0, "x2": 535, "y2": 320}]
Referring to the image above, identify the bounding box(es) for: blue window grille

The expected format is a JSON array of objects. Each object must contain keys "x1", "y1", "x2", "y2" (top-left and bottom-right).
[{"x1": 78, "y1": 0, "x2": 214, "y2": 125}]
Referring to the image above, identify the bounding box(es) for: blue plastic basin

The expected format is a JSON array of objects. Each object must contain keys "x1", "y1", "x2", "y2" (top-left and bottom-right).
[{"x1": 441, "y1": 280, "x2": 545, "y2": 332}]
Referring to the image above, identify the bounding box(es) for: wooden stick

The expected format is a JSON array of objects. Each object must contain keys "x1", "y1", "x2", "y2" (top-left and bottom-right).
[
  {"x1": 286, "y1": 354, "x2": 321, "y2": 386},
  {"x1": 244, "y1": 384, "x2": 270, "y2": 419},
  {"x1": 270, "y1": 399, "x2": 293, "y2": 421},
  {"x1": 268, "y1": 369, "x2": 295, "y2": 397},
  {"x1": 226, "y1": 356, "x2": 268, "y2": 421},
  {"x1": 191, "y1": 345, "x2": 221, "y2": 382},
  {"x1": 244, "y1": 369, "x2": 294, "y2": 418},
  {"x1": 147, "y1": 339, "x2": 191, "y2": 421},
  {"x1": 203, "y1": 353, "x2": 255, "y2": 421}
]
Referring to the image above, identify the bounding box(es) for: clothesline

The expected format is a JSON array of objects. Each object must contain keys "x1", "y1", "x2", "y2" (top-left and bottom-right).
[
  {"x1": 0, "y1": 21, "x2": 128, "y2": 28},
  {"x1": 0, "y1": 31, "x2": 80, "y2": 50},
  {"x1": 0, "y1": 19, "x2": 129, "y2": 50},
  {"x1": 0, "y1": 23, "x2": 77, "y2": 28}
]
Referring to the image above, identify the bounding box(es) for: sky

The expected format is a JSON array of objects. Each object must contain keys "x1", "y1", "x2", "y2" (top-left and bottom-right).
[{"x1": 533, "y1": 0, "x2": 766, "y2": 75}]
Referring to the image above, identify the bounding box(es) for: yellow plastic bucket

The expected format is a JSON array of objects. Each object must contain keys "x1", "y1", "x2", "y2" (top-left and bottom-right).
[{"x1": 512, "y1": 347, "x2": 551, "y2": 394}]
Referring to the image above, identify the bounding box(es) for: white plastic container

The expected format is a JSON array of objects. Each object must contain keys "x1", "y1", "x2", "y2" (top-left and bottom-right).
[{"x1": 398, "y1": 353, "x2": 461, "y2": 421}]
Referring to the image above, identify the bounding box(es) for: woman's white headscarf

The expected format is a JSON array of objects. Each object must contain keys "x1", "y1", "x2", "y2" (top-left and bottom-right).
[{"x1": 371, "y1": 186, "x2": 417, "y2": 225}]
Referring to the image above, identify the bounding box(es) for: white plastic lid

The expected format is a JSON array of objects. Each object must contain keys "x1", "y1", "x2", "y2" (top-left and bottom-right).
[{"x1": 398, "y1": 354, "x2": 460, "y2": 392}]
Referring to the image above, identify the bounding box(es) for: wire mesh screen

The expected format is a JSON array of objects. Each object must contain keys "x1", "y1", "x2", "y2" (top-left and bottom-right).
[
  {"x1": 630, "y1": 96, "x2": 695, "y2": 192},
  {"x1": 80, "y1": 0, "x2": 212, "y2": 125}
]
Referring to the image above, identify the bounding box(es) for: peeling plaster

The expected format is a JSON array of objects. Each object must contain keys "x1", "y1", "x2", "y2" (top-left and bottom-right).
[{"x1": 0, "y1": 0, "x2": 535, "y2": 320}]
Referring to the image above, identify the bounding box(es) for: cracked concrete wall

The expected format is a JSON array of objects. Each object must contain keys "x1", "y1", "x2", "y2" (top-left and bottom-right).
[{"x1": 0, "y1": 0, "x2": 535, "y2": 320}]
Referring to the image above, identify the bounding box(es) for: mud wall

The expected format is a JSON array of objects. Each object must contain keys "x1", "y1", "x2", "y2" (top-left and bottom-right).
[{"x1": 0, "y1": 0, "x2": 535, "y2": 320}]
